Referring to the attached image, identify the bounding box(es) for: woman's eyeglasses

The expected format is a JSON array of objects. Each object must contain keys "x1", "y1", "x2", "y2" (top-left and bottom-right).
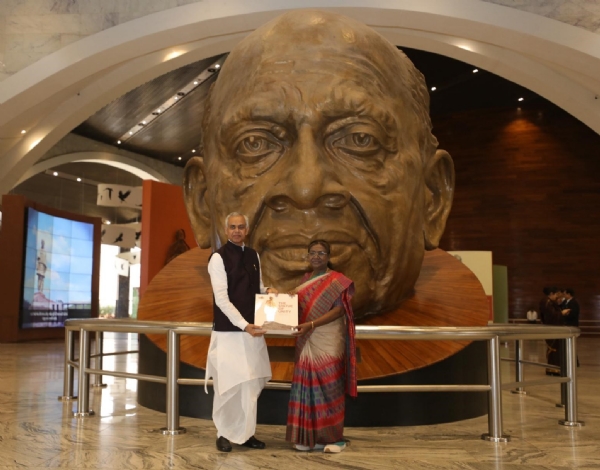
[{"x1": 308, "y1": 251, "x2": 328, "y2": 258}]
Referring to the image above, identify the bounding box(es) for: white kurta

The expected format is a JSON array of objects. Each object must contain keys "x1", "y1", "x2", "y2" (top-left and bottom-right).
[{"x1": 205, "y1": 245, "x2": 272, "y2": 444}]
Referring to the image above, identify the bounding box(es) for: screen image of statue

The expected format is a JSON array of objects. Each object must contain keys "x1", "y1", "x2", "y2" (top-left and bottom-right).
[{"x1": 20, "y1": 208, "x2": 94, "y2": 329}]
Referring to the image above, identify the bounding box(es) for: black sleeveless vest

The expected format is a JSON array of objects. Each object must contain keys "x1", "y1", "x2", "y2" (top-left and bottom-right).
[{"x1": 211, "y1": 241, "x2": 261, "y2": 332}]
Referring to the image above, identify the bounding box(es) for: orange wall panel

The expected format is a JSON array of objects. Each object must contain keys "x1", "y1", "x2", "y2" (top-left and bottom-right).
[{"x1": 140, "y1": 180, "x2": 198, "y2": 297}]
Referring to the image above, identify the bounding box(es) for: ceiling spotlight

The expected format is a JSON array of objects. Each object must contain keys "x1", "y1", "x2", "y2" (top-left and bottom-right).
[
  {"x1": 518, "y1": 97, "x2": 524, "y2": 101},
  {"x1": 156, "y1": 109, "x2": 161, "y2": 113},
  {"x1": 178, "y1": 156, "x2": 182, "y2": 160},
  {"x1": 431, "y1": 86, "x2": 437, "y2": 91},
  {"x1": 53, "y1": 172, "x2": 58, "y2": 176},
  {"x1": 192, "y1": 149, "x2": 196, "y2": 153},
  {"x1": 21, "y1": 129, "x2": 26, "y2": 134},
  {"x1": 193, "y1": 81, "x2": 199, "y2": 85},
  {"x1": 117, "y1": 140, "x2": 121, "y2": 144},
  {"x1": 473, "y1": 69, "x2": 479, "y2": 73},
  {"x1": 106, "y1": 221, "x2": 111, "y2": 225},
  {"x1": 77, "y1": 177, "x2": 82, "y2": 182},
  {"x1": 174, "y1": 96, "x2": 179, "y2": 100},
  {"x1": 129, "y1": 131, "x2": 133, "y2": 135},
  {"x1": 142, "y1": 120, "x2": 147, "y2": 125},
  {"x1": 215, "y1": 64, "x2": 221, "y2": 69}
]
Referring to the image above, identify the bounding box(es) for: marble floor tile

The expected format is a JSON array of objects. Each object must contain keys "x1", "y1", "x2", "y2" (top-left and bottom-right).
[{"x1": 0, "y1": 335, "x2": 598, "y2": 469}]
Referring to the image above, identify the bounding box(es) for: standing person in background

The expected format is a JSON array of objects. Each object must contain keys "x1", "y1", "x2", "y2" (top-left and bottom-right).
[
  {"x1": 205, "y1": 212, "x2": 278, "y2": 452},
  {"x1": 563, "y1": 288, "x2": 581, "y2": 367},
  {"x1": 539, "y1": 286, "x2": 563, "y2": 375},
  {"x1": 286, "y1": 240, "x2": 357, "y2": 454}
]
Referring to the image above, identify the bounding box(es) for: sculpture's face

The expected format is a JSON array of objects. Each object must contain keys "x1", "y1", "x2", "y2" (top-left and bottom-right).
[{"x1": 184, "y1": 11, "x2": 454, "y2": 317}]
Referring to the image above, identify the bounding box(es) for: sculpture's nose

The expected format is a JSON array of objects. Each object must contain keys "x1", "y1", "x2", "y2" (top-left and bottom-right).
[{"x1": 266, "y1": 125, "x2": 350, "y2": 212}]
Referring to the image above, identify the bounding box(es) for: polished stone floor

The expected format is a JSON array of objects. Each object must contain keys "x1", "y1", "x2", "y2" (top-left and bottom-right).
[{"x1": 0, "y1": 334, "x2": 598, "y2": 469}]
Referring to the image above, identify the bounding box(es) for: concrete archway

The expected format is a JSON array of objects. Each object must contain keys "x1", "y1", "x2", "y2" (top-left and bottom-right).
[
  {"x1": 15, "y1": 152, "x2": 169, "y2": 186},
  {"x1": 1, "y1": 0, "x2": 599, "y2": 198}
]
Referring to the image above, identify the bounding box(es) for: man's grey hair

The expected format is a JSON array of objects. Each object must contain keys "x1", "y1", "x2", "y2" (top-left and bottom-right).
[{"x1": 225, "y1": 212, "x2": 249, "y2": 229}]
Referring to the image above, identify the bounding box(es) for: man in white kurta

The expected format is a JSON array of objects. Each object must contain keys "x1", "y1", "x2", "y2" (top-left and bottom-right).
[{"x1": 205, "y1": 213, "x2": 275, "y2": 452}]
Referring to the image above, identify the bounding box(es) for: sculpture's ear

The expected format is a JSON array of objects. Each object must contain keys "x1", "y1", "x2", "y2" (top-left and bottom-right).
[
  {"x1": 183, "y1": 156, "x2": 211, "y2": 249},
  {"x1": 423, "y1": 149, "x2": 455, "y2": 250}
]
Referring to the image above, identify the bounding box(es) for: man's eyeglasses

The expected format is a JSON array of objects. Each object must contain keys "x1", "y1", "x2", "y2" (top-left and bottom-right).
[{"x1": 308, "y1": 251, "x2": 328, "y2": 258}]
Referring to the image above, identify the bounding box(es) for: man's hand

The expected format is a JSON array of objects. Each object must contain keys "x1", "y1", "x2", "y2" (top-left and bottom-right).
[
  {"x1": 245, "y1": 324, "x2": 267, "y2": 337},
  {"x1": 562, "y1": 309, "x2": 571, "y2": 315},
  {"x1": 266, "y1": 287, "x2": 279, "y2": 295}
]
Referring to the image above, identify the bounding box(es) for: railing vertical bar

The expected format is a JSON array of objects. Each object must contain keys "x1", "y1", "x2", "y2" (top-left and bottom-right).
[
  {"x1": 511, "y1": 339, "x2": 526, "y2": 395},
  {"x1": 160, "y1": 330, "x2": 186, "y2": 435},
  {"x1": 92, "y1": 331, "x2": 107, "y2": 388},
  {"x1": 73, "y1": 328, "x2": 94, "y2": 417},
  {"x1": 559, "y1": 336, "x2": 584, "y2": 427},
  {"x1": 58, "y1": 328, "x2": 76, "y2": 401},
  {"x1": 482, "y1": 336, "x2": 510, "y2": 442}
]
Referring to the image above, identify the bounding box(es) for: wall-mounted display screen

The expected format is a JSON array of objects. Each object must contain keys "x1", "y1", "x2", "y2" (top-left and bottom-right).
[{"x1": 20, "y1": 208, "x2": 94, "y2": 328}]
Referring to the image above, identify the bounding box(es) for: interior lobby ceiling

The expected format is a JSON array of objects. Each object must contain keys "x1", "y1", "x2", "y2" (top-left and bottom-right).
[
  {"x1": 71, "y1": 47, "x2": 536, "y2": 170},
  {"x1": 8, "y1": 46, "x2": 540, "y2": 224}
]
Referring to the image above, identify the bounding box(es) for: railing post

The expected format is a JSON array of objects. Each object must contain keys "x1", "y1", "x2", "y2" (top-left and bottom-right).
[
  {"x1": 511, "y1": 339, "x2": 526, "y2": 395},
  {"x1": 160, "y1": 329, "x2": 186, "y2": 435},
  {"x1": 92, "y1": 331, "x2": 107, "y2": 388},
  {"x1": 559, "y1": 336, "x2": 585, "y2": 427},
  {"x1": 73, "y1": 328, "x2": 94, "y2": 417},
  {"x1": 58, "y1": 328, "x2": 77, "y2": 401},
  {"x1": 482, "y1": 336, "x2": 510, "y2": 442}
]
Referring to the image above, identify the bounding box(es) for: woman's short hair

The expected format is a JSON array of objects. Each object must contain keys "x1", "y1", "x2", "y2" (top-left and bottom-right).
[{"x1": 308, "y1": 239, "x2": 331, "y2": 254}]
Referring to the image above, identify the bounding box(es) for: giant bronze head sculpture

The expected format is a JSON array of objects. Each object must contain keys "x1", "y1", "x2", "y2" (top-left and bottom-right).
[{"x1": 184, "y1": 10, "x2": 454, "y2": 318}]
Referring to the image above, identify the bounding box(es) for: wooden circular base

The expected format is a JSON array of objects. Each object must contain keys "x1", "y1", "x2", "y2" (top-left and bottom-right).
[{"x1": 138, "y1": 247, "x2": 489, "y2": 380}]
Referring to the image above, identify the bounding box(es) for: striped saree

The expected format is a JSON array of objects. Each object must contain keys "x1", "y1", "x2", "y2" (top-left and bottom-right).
[{"x1": 285, "y1": 271, "x2": 357, "y2": 447}]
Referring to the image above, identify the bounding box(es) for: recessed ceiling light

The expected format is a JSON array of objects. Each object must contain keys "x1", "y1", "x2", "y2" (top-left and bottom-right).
[
  {"x1": 129, "y1": 131, "x2": 133, "y2": 135},
  {"x1": 174, "y1": 96, "x2": 179, "y2": 100},
  {"x1": 518, "y1": 97, "x2": 524, "y2": 101},
  {"x1": 141, "y1": 120, "x2": 146, "y2": 125},
  {"x1": 53, "y1": 172, "x2": 58, "y2": 176},
  {"x1": 156, "y1": 109, "x2": 161, "y2": 113},
  {"x1": 431, "y1": 86, "x2": 437, "y2": 91},
  {"x1": 21, "y1": 129, "x2": 26, "y2": 134},
  {"x1": 106, "y1": 221, "x2": 111, "y2": 225},
  {"x1": 178, "y1": 157, "x2": 182, "y2": 160},
  {"x1": 215, "y1": 64, "x2": 221, "y2": 69},
  {"x1": 473, "y1": 69, "x2": 479, "y2": 73},
  {"x1": 77, "y1": 177, "x2": 82, "y2": 182},
  {"x1": 193, "y1": 81, "x2": 199, "y2": 85},
  {"x1": 117, "y1": 140, "x2": 121, "y2": 144},
  {"x1": 192, "y1": 149, "x2": 196, "y2": 153}
]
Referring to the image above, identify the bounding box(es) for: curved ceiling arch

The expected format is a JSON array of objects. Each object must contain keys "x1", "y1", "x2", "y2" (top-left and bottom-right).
[
  {"x1": 1, "y1": 0, "x2": 599, "y2": 197},
  {"x1": 15, "y1": 152, "x2": 168, "y2": 186}
]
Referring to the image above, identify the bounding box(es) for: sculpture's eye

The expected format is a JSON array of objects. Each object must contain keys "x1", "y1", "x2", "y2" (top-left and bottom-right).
[
  {"x1": 235, "y1": 134, "x2": 283, "y2": 162},
  {"x1": 332, "y1": 132, "x2": 381, "y2": 156}
]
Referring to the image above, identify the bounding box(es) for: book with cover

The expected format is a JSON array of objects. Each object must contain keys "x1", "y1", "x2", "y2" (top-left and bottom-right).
[{"x1": 254, "y1": 294, "x2": 298, "y2": 334}]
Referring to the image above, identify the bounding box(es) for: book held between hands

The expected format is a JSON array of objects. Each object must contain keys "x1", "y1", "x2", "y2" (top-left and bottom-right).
[{"x1": 255, "y1": 294, "x2": 298, "y2": 334}]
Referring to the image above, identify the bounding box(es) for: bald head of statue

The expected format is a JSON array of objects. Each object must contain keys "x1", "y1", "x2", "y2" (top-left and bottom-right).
[{"x1": 184, "y1": 10, "x2": 454, "y2": 318}]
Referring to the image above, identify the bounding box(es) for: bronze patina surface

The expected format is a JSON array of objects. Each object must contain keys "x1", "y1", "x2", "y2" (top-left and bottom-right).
[{"x1": 184, "y1": 10, "x2": 454, "y2": 318}]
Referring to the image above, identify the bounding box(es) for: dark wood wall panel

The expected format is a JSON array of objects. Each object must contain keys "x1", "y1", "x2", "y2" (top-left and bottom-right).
[{"x1": 435, "y1": 102, "x2": 600, "y2": 322}]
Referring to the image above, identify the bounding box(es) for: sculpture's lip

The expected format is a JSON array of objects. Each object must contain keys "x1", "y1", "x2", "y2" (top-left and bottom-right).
[
  {"x1": 257, "y1": 230, "x2": 364, "y2": 250},
  {"x1": 256, "y1": 231, "x2": 367, "y2": 272}
]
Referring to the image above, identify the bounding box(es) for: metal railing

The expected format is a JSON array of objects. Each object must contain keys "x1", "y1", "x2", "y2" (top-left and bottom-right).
[{"x1": 59, "y1": 320, "x2": 584, "y2": 442}]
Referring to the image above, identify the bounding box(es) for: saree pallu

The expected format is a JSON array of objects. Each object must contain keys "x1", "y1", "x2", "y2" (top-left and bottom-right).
[{"x1": 286, "y1": 271, "x2": 357, "y2": 447}]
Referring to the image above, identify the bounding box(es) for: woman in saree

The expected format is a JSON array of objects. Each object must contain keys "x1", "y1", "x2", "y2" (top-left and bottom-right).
[{"x1": 286, "y1": 240, "x2": 357, "y2": 453}]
